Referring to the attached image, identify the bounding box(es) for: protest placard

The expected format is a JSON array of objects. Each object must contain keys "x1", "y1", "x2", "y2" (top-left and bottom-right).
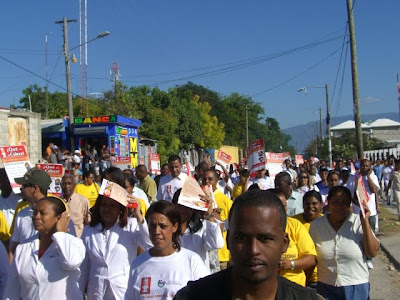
[
  {"x1": 0, "y1": 145, "x2": 32, "y2": 193},
  {"x1": 246, "y1": 139, "x2": 265, "y2": 173},
  {"x1": 215, "y1": 150, "x2": 232, "y2": 172},
  {"x1": 265, "y1": 152, "x2": 291, "y2": 178},
  {"x1": 295, "y1": 155, "x2": 304, "y2": 166},
  {"x1": 149, "y1": 153, "x2": 161, "y2": 175},
  {"x1": 177, "y1": 175, "x2": 217, "y2": 211},
  {"x1": 355, "y1": 173, "x2": 369, "y2": 218},
  {"x1": 36, "y1": 163, "x2": 64, "y2": 197}
]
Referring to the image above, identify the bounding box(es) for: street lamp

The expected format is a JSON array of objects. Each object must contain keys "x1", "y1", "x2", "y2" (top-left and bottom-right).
[
  {"x1": 57, "y1": 16, "x2": 109, "y2": 151},
  {"x1": 298, "y1": 84, "x2": 332, "y2": 167}
]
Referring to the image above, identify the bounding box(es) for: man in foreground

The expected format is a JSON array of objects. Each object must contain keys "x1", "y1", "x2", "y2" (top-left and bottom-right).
[{"x1": 174, "y1": 189, "x2": 320, "y2": 299}]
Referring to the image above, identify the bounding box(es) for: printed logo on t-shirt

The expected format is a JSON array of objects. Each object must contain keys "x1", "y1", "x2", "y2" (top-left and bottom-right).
[
  {"x1": 157, "y1": 279, "x2": 166, "y2": 288},
  {"x1": 140, "y1": 277, "x2": 151, "y2": 294},
  {"x1": 166, "y1": 185, "x2": 172, "y2": 196}
]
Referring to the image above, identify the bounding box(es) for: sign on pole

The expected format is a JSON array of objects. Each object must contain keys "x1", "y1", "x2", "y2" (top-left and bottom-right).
[
  {"x1": 36, "y1": 163, "x2": 65, "y2": 197},
  {"x1": 149, "y1": 153, "x2": 161, "y2": 175},
  {"x1": 247, "y1": 139, "x2": 266, "y2": 173},
  {"x1": 0, "y1": 145, "x2": 32, "y2": 194},
  {"x1": 215, "y1": 150, "x2": 232, "y2": 172}
]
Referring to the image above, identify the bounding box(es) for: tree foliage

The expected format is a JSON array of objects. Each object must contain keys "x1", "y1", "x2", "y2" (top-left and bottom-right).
[
  {"x1": 305, "y1": 131, "x2": 386, "y2": 160},
  {"x1": 18, "y1": 81, "x2": 295, "y2": 158}
]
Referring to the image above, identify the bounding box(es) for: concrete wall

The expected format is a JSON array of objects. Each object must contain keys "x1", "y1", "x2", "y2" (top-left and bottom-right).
[
  {"x1": 0, "y1": 109, "x2": 42, "y2": 168},
  {"x1": 372, "y1": 127, "x2": 400, "y2": 142}
]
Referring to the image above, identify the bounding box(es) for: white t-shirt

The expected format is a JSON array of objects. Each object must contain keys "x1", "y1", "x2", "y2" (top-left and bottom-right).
[
  {"x1": 217, "y1": 178, "x2": 234, "y2": 199},
  {"x1": 310, "y1": 213, "x2": 377, "y2": 286},
  {"x1": 125, "y1": 248, "x2": 209, "y2": 300},
  {"x1": 180, "y1": 220, "x2": 224, "y2": 272},
  {"x1": 5, "y1": 232, "x2": 85, "y2": 300},
  {"x1": 0, "y1": 191, "x2": 22, "y2": 227},
  {"x1": 247, "y1": 177, "x2": 274, "y2": 190},
  {"x1": 156, "y1": 173, "x2": 187, "y2": 201},
  {"x1": 382, "y1": 166, "x2": 394, "y2": 183},
  {"x1": 133, "y1": 187, "x2": 150, "y2": 207}
]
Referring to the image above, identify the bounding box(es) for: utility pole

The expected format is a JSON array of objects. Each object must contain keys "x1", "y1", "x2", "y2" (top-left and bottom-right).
[
  {"x1": 45, "y1": 34, "x2": 49, "y2": 119},
  {"x1": 56, "y1": 17, "x2": 77, "y2": 151},
  {"x1": 319, "y1": 107, "x2": 323, "y2": 142},
  {"x1": 325, "y1": 84, "x2": 332, "y2": 167},
  {"x1": 245, "y1": 104, "x2": 249, "y2": 148},
  {"x1": 346, "y1": 0, "x2": 364, "y2": 159}
]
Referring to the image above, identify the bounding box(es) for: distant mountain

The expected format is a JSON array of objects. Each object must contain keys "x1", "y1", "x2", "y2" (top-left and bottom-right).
[{"x1": 283, "y1": 112, "x2": 399, "y2": 154}]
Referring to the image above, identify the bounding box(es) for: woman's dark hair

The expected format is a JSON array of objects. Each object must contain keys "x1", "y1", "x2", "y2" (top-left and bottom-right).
[
  {"x1": 248, "y1": 183, "x2": 260, "y2": 191},
  {"x1": 124, "y1": 172, "x2": 137, "y2": 187},
  {"x1": 327, "y1": 186, "x2": 352, "y2": 206},
  {"x1": 103, "y1": 167, "x2": 126, "y2": 188},
  {"x1": 303, "y1": 190, "x2": 323, "y2": 204},
  {"x1": 90, "y1": 195, "x2": 128, "y2": 229},
  {"x1": 38, "y1": 196, "x2": 67, "y2": 216},
  {"x1": 83, "y1": 170, "x2": 94, "y2": 180},
  {"x1": 172, "y1": 189, "x2": 203, "y2": 234},
  {"x1": 146, "y1": 200, "x2": 182, "y2": 251}
]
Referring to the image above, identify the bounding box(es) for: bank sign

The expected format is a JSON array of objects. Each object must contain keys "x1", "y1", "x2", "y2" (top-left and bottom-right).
[{"x1": 74, "y1": 115, "x2": 117, "y2": 124}]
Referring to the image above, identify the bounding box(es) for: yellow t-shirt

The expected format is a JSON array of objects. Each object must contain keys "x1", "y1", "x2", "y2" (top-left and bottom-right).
[
  {"x1": 9, "y1": 200, "x2": 30, "y2": 235},
  {"x1": 74, "y1": 183, "x2": 100, "y2": 208},
  {"x1": 292, "y1": 213, "x2": 323, "y2": 283},
  {"x1": 231, "y1": 183, "x2": 244, "y2": 200},
  {"x1": 214, "y1": 189, "x2": 233, "y2": 263},
  {"x1": 280, "y1": 217, "x2": 317, "y2": 286},
  {"x1": 0, "y1": 211, "x2": 11, "y2": 242},
  {"x1": 138, "y1": 198, "x2": 148, "y2": 217}
]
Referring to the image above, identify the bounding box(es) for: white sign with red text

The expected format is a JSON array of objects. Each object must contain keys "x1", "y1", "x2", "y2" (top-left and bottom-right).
[
  {"x1": 215, "y1": 150, "x2": 232, "y2": 172},
  {"x1": 265, "y1": 152, "x2": 291, "y2": 178},
  {"x1": 247, "y1": 139, "x2": 266, "y2": 174},
  {"x1": 0, "y1": 145, "x2": 32, "y2": 193},
  {"x1": 36, "y1": 163, "x2": 64, "y2": 197}
]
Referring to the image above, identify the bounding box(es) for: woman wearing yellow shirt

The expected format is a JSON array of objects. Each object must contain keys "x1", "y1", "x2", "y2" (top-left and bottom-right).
[
  {"x1": 270, "y1": 189, "x2": 317, "y2": 287},
  {"x1": 231, "y1": 169, "x2": 249, "y2": 200},
  {"x1": 293, "y1": 190, "x2": 323, "y2": 287}
]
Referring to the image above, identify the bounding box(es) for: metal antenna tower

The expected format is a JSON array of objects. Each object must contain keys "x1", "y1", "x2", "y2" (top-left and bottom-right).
[{"x1": 79, "y1": 0, "x2": 88, "y2": 116}]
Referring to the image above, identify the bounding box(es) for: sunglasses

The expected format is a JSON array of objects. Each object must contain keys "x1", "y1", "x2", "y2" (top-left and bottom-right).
[
  {"x1": 300, "y1": 176, "x2": 309, "y2": 179},
  {"x1": 22, "y1": 183, "x2": 35, "y2": 188}
]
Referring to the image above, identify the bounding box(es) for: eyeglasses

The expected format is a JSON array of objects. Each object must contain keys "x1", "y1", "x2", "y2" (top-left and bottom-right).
[{"x1": 300, "y1": 176, "x2": 309, "y2": 179}]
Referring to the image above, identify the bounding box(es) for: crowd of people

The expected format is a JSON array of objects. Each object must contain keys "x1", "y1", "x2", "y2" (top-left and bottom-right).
[{"x1": 0, "y1": 150, "x2": 399, "y2": 299}]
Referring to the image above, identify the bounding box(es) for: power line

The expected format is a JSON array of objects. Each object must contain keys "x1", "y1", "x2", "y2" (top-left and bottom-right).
[{"x1": 250, "y1": 47, "x2": 343, "y2": 97}]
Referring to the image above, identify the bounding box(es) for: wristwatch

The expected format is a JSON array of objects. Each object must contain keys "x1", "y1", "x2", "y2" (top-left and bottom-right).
[{"x1": 290, "y1": 260, "x2": 295, "y2": 270}]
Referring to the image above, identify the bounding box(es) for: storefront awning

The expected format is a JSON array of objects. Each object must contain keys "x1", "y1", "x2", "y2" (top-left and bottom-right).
[{"x1": 74, "y1": 126, "x2": 108, "y2": 135}]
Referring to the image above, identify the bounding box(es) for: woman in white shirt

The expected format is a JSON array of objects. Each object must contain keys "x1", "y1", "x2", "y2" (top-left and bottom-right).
[
  {"x1": 171, "y1": 189, "x2": 224, "y2": 272},
  {"x1": 295, "y1": 172, "x2": 319, "y2": 195},
  {"x1": 80, "y1": 194, "x2": 152, "y2": 300},
  {"x1": 5, "y1": 196, "x2": 85, "y2": 300},
  {"x1": 125, "y1": 201, "x2": 209, "y2": 300},
  {"x1": 309, "y1": 186, "x2": 380, "y2": 299}
]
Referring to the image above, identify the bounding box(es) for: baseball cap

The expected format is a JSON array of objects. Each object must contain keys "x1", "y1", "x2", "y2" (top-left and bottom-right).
[
  {"x1": 74, "y1": 150, "x2": 81, "y2": 154},
  {"x1": 52, "y1": 145, "x2": 58, "y2": 150},
  {"x1": 15, "y1": 169, "x2": 52, "y2": 190}
]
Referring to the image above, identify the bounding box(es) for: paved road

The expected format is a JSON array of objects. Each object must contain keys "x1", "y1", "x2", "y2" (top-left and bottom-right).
[{"x1": 370, "y1": 249, "x2": 400, "y2": 300}]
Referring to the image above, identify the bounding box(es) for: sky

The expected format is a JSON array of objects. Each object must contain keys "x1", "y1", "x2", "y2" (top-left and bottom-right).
[{"x1": 1, "y1": 0, "x2": 399, "y2": 132}]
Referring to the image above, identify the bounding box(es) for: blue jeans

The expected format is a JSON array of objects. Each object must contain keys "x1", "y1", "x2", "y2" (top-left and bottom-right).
[{"x1": 317, "y1": 282, "x2": 370, "y2": 300}]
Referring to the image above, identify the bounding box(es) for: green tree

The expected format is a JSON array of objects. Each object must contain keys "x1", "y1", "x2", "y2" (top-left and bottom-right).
[{"x1": 305, "y1": 131, "x2": 386, "y2": 160}]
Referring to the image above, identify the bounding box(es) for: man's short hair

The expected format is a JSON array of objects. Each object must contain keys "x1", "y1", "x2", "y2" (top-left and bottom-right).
[
  {"x1": 136, "y1": 164, "x2": 147, "y2": 172},
  {"x1": 229, "y1": 190, "x2": 287, "y2": 231},
  {"x1": 197, "y1": 162, "x2": 209, "y2": 172},
  {"x1": 168, "y1": 155, "x2": 181, "y2": 164},
  {"x1": 274, "y1": 172, "x2": 291, "y2": 184}
]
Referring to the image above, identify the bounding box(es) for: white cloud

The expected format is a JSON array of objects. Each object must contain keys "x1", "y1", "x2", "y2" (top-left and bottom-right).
[{"x1": 361, "y1": 96, "x2": 381, "y2": 104}]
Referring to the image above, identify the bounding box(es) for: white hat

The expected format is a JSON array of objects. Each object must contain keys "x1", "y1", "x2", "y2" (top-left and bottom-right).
[{"x1": 74, "y1": 150, "x2": 81, "y2": 154}]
